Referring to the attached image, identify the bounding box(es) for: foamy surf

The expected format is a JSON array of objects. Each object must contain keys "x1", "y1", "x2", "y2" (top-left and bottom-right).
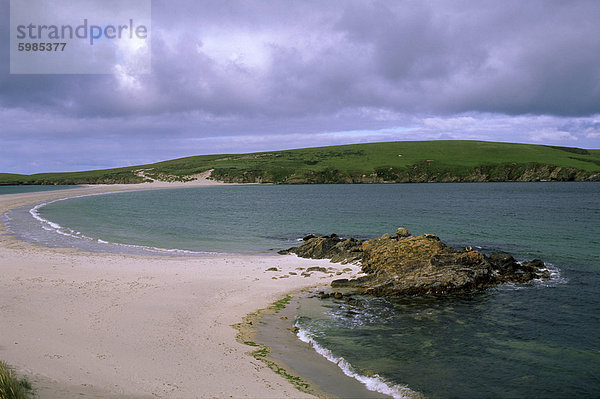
[
  {"x1": 494, "y1": 261, "x2": 566, "y2": 292},
  {"x1": 23, "y1": 193, "x2": 217, "y2": 256},
  {"x1": 535, "y1": 262, "x2": 567, "y2": 286},
  {"x1": 295, "y1": 325, "x2": 421, "y2": 399}
]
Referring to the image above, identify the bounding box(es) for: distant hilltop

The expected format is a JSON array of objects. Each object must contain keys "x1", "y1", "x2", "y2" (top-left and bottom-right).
[{"x1": 1, "y1": 140, "x2": 599, "y2": 185}]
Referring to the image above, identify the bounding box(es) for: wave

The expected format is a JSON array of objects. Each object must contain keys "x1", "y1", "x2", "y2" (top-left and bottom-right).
[
  {"x1": 494, "y1": 261, "x2": 567, "y2": 293},
  {"x1": 543, "y1": 262, "x2": 566, "y2": 284},
  {"x1": 25, "y1": 192, "x2": 217, "y2": 256},
  {"x1": 295, "y1": 325, "x2": 421, "y2": 399}
]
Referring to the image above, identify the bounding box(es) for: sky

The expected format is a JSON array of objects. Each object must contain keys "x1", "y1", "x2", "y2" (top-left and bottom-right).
[{"x1": 1, "y1": 0, "x2": 599, "y2": 174}]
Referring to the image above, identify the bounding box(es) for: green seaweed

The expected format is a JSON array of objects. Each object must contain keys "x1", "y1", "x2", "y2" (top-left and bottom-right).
[
  {"x1": 233, "y1": 294, "x2": 314, "y2": 395},
  {"x1": 269, "y1": 295, "x2": 292, "y2": 311}
]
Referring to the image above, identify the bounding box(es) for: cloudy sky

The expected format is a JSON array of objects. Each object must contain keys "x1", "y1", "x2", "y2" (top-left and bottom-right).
[{"x1": 1, "y1": 0, "x2": 599, "y2": 174}]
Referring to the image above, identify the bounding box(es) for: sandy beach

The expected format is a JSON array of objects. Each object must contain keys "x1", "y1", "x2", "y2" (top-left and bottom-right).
[{"x1": 0, "y1": 180, "x2": 363, "y2": 398}]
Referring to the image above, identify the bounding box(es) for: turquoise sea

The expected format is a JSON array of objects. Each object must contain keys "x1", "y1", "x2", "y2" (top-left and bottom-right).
[{"x1": 4, "y1": 183, "x2": 600, "y2": 398}]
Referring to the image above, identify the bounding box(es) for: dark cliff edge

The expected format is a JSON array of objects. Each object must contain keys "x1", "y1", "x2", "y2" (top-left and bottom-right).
[
  {"x1": 211, "y1": 162, "x2": 600, "y2": 184},
  {"x1": 279, "y1": 228, "x2": 550, "y2": 296}
]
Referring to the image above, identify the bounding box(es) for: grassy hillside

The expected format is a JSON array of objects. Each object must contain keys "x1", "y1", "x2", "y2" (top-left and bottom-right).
[
  {"x1": 1, "y1": 140, "x2": 599, "y2": 185},
  {"x1": 0, "y1": 168, "x2": 144, "y2": 185}
]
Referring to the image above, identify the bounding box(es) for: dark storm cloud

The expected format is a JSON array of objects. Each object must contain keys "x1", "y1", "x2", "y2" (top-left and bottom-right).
[
  {"x1": 2, "y1": 0, "x2": 599, "y2": 118},
  {"x1": 332, "y1": 0, "x2": 600, "y2": 115},
  {"x1": 1, "y1": 0, "x2": 599, "y2": 173}
]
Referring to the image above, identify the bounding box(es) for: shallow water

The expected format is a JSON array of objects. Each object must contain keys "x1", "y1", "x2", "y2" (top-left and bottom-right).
[{"x1": 4, "y1": 182, "x2": 600, "y2": 397}]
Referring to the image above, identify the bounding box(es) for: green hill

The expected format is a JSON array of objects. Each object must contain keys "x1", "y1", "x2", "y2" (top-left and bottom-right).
[{"x1": 2, "y1": 140, "x2": 600, "y2": 185}]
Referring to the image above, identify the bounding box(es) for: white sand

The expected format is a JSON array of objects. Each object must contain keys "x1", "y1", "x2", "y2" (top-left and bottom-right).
[{"x1": 0, "y1": 181, "x2": 360, "y2": 398}]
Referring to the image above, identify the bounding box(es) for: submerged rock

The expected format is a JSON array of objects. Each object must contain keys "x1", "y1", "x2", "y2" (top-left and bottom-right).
[
  {"x1": 306, "y1": 266, "x2": 328, "y2": 273},
  {"x1": 280, "y1": 228, "x2": 549, "y2": 296}
]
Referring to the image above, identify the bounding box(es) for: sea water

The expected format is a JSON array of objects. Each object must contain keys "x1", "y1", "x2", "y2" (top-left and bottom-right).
[{"x1": 3, "y1": 183, "x2": 600, "y2": 397}]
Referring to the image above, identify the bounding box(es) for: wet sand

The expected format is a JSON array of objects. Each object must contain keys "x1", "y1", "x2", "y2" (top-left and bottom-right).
[{"x1": 255, "y1": 293, "x2": 391, "y2": 399}]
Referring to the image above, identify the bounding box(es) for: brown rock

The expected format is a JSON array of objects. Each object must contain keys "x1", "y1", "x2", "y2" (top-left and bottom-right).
[
  {"x1": 280, "y1": 228, "x2": 549, "y2": 296},
  {"x1": 394, "y1": 227, "x2": 412, "y2": 238}
]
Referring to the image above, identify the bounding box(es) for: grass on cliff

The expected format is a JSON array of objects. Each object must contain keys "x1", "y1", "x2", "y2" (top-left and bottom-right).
[
  {"x1": 1, "y1": 140, "x2": 600, "y2": 185},
  {"x1": 0, "y1": 361, "x2": 33, "y2": 399},
  {"x1": 124, "y1": 140, "x2": 600, "y2": 181},
  {"x1": 232, "y1": 294, "x2": 312, "y2": 394}
]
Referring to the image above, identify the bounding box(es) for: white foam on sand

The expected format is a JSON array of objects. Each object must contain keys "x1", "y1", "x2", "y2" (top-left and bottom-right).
[
  {"x1": 27, "y1": 192, "x2": 217, "y2": 256},
  {"x1": 296, "y1": 326, "x2": 420, "y2": 399}
]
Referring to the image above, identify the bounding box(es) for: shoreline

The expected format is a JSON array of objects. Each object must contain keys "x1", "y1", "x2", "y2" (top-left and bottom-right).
[
  {"x1": 0, "y1": 180, "x2": 364, "y2": 398},
  {"x1": 249, "y1": 292, "x2": 393, "y2": 399}
]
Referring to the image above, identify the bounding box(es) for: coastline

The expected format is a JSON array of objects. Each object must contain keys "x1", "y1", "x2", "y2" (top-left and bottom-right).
[
  {"x1": 249, "y1": 293, "x2": 394, "y2": 399},
  {"x1": 0, "y1": 180, "x2": 364, "y2": 398}
]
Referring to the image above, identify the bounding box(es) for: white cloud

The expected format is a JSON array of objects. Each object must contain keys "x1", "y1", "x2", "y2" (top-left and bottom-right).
[
  {"x1": 422, "y1": 116, "x2": 477, "y2": 130},
  {"x1": 529, "y1": 130, "x2": 577, "y2": 143}
]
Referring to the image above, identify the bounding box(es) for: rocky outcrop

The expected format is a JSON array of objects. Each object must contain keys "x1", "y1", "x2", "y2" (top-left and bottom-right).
[
  {"x1": 280, "y1": 228, "x2": 550, "y2": 296},
  {"x1": 278, "y1": 234, "x2": 364, "y2": 264}
]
